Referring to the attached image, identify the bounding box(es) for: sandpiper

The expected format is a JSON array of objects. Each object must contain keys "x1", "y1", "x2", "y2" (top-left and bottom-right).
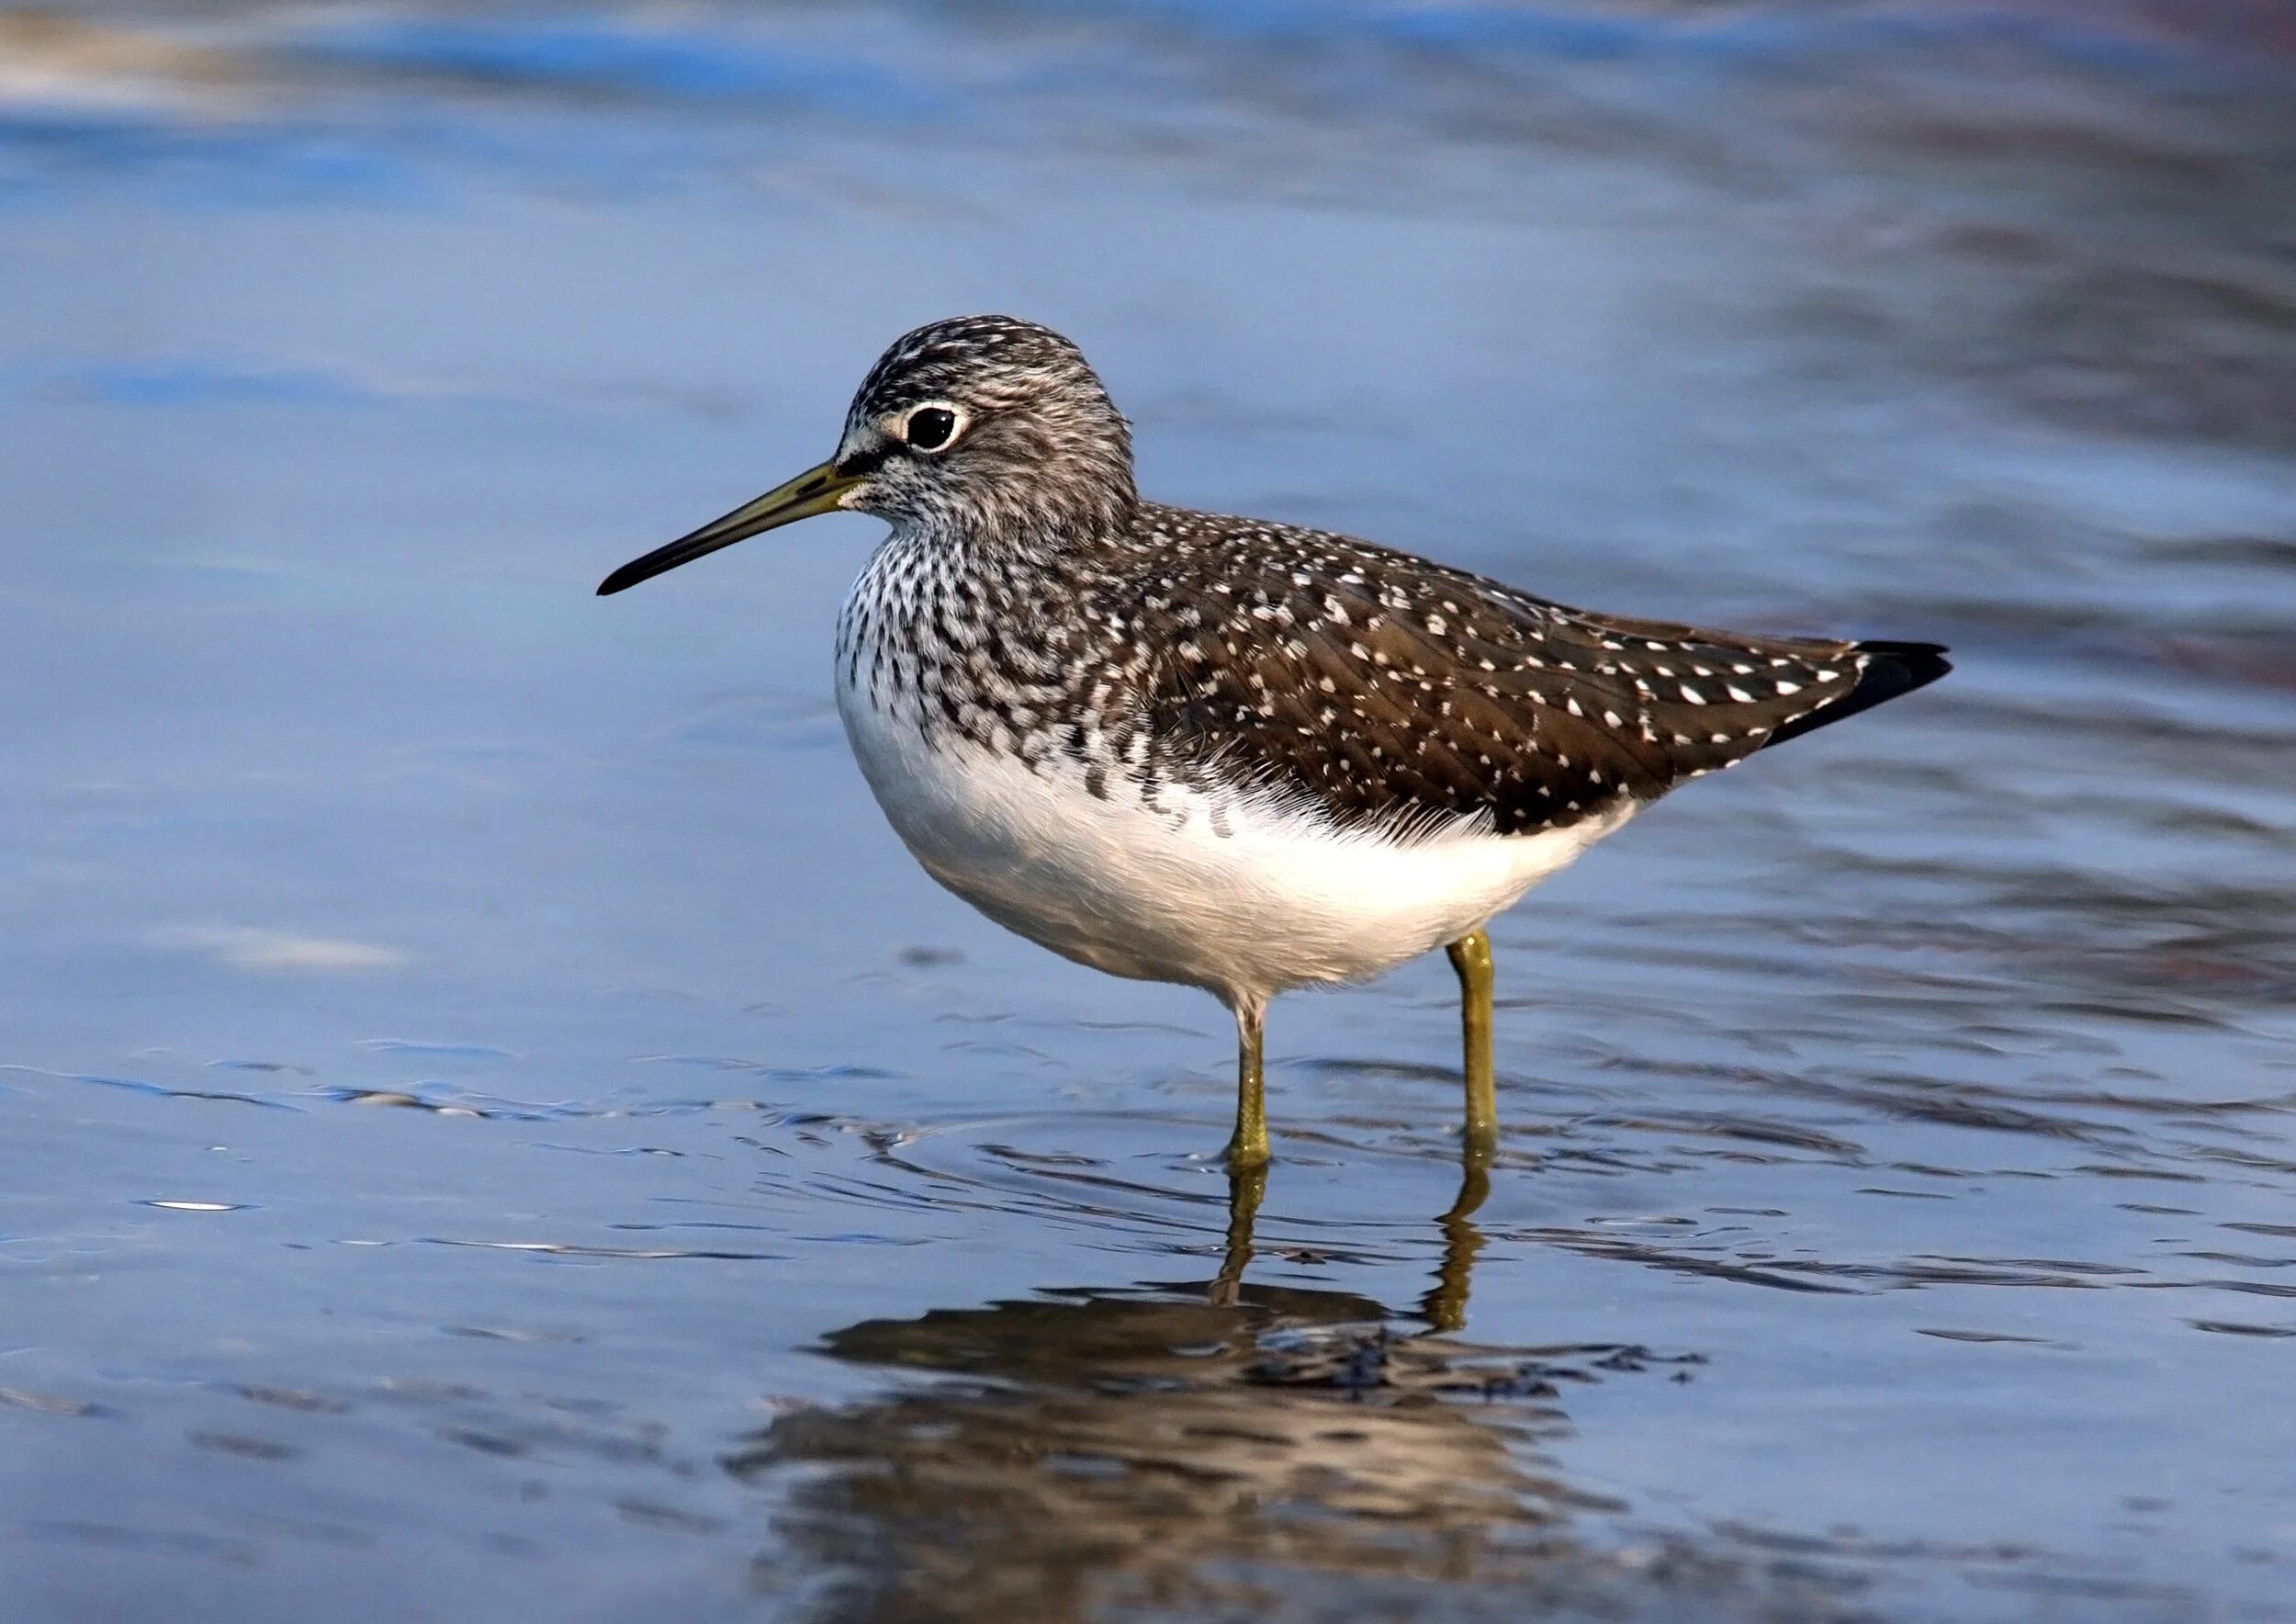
[{"x1": 601, "y1": 315, "x2": 1948, "y2": 1169}]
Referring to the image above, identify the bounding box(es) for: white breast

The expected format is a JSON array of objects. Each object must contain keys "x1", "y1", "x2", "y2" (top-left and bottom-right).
[{"x1": 833, "y1": 659, "x2": 1630, "y2": 1007}]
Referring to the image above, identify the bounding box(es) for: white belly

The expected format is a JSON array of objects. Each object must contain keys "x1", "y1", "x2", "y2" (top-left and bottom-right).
[{"x1": 835, "y1": 677, "x2": 1629, "y2": 1007}]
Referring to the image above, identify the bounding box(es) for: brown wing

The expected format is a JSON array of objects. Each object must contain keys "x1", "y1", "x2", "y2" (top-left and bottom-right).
[{"x1": 1130, "y1": 519, "x2": 1942, "y2": 840}]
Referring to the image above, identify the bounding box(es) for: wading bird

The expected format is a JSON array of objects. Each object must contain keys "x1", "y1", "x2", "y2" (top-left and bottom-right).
[{"x1": 602, "y1": 316, "x2": 1947, "y2": 1169}]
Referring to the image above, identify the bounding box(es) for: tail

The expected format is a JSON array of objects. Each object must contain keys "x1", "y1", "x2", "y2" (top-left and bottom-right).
[{"x1": 1761, "y1": 640, "x2": 1951, "y2": 748}]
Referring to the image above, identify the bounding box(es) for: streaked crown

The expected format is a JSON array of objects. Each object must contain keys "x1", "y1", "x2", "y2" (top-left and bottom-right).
[{"x1": 832, "y1": 315, "x2": 1137, "y2": 541}]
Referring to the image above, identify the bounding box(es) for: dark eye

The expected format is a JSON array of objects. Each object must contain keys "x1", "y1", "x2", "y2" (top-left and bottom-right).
[{"x1": 905, "y1": 406, "x2": 957, "y2": 452}]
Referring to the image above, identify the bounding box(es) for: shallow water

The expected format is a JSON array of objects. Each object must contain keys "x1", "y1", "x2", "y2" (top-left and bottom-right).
[{"x1": 4, "y1": 3, "x2": 2294, "y2": 1619}]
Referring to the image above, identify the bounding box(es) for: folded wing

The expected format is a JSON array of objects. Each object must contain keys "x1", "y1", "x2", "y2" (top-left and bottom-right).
[{"x1": 1129, "y1": 520, "x2": 1948, "y2": 840}]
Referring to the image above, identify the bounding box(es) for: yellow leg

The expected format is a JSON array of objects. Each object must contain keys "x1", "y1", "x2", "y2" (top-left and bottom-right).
[
  {"x1": 1221, "y1": 998, "x2": 1270, "y2": 1169},
  {"x1": 1446, "y1": 930, "x2": 1497, "y2": 1153}
]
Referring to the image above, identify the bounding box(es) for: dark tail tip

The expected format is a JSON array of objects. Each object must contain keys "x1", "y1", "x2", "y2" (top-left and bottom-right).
[
  {"x1": 1860, "y1": 639, "x2": 1953, "y2": 693},
  {"x1": 1762, "y1": 639, "x2": 1951, "y2": 748}
]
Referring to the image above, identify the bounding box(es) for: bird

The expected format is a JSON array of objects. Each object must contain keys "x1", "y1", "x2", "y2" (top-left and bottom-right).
[{"x1": 600, "y1": 315, "x2": 1948, "y2": 1171}]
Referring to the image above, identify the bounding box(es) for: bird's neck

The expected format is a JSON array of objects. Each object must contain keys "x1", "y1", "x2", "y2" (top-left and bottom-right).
[
  {"x1": 847, "y1": 510, "x2": 1132, "y2": 705},
  {"x1": 887, "y1": 499, "x2": 1142, "y2": 584}
]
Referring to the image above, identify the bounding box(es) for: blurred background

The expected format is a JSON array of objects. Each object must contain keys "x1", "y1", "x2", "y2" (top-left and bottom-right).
[{"x1": 3, "y1": 4, "x2": 2293, "y2": 1620}]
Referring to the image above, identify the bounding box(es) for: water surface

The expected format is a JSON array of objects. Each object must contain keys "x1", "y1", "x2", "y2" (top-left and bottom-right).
[{"x1": 3, "y1": 4, "x2": 2293, "y2": 1619}]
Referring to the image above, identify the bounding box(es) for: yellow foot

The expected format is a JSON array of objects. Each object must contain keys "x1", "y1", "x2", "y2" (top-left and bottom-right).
[{"x1": 1220, "y1": 1129, "x2": 1270, "y2": 1171}]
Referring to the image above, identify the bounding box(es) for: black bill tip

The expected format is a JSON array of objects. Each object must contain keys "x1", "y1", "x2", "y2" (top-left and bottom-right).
[{"x1": 598, "y1": 460, "x2": 854, "y2": 600}]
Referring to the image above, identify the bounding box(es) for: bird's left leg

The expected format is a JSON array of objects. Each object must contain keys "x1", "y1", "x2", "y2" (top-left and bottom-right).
[{"x1": 1446, "y1": 930, "x2": 1497, "y2": 1153}]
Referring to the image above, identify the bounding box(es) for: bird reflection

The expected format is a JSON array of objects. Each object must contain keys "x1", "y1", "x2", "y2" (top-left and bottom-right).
[{"x1": 727, "y1": 1152, "x2": 1659, "y2": 1622}]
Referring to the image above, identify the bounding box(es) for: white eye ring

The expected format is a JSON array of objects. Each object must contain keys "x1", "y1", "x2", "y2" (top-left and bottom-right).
[{"x1": 899, "y1": 400, "x2": 969, "y2": 454}]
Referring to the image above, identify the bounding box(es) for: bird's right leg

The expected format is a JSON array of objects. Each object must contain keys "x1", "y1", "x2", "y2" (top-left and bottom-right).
[{"x1": 1221, "y1": 996, "x2": 1270, "y2": 1169}]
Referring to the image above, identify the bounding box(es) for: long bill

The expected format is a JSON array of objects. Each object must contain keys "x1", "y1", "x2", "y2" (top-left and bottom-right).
[{"x1": 597, "y1": 459, "x2": 860, "y2": 596}]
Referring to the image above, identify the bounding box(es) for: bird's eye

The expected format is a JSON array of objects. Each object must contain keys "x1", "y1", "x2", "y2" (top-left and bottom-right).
[{"x1": 904, "y1": 406, "x2": 959, "y2": 453}]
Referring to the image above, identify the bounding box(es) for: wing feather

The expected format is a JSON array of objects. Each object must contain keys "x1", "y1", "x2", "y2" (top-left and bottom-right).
[{"x1": 1122, "y1": 512, "x2": 1941, "y2": 840}]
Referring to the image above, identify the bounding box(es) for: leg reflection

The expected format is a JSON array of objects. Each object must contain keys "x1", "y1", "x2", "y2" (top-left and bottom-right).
[
  {"x1": 1209, "y1": 1148, "x2": 1489, "y2": 1333},
  {"x1": 1421, "y1": 1149, "x2": 1491, "y2": 1334},
  {"x1": 1210, "y1": 1161, "x2": 1266, "y2": 1307}
]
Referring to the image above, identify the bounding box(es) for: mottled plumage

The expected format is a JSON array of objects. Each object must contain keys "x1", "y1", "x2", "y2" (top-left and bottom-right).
[
  {"x1": 839, "y1": 494, "x2": 1943, "y2": 844},
  {"x1": 603, "y1": 313, "x2": 1949, "y2": 1167}
]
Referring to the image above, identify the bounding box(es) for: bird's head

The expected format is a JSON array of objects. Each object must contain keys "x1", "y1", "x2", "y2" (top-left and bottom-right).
[{"x1": 600, "y1": 315, "x2": 1135, "y2": 596}]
